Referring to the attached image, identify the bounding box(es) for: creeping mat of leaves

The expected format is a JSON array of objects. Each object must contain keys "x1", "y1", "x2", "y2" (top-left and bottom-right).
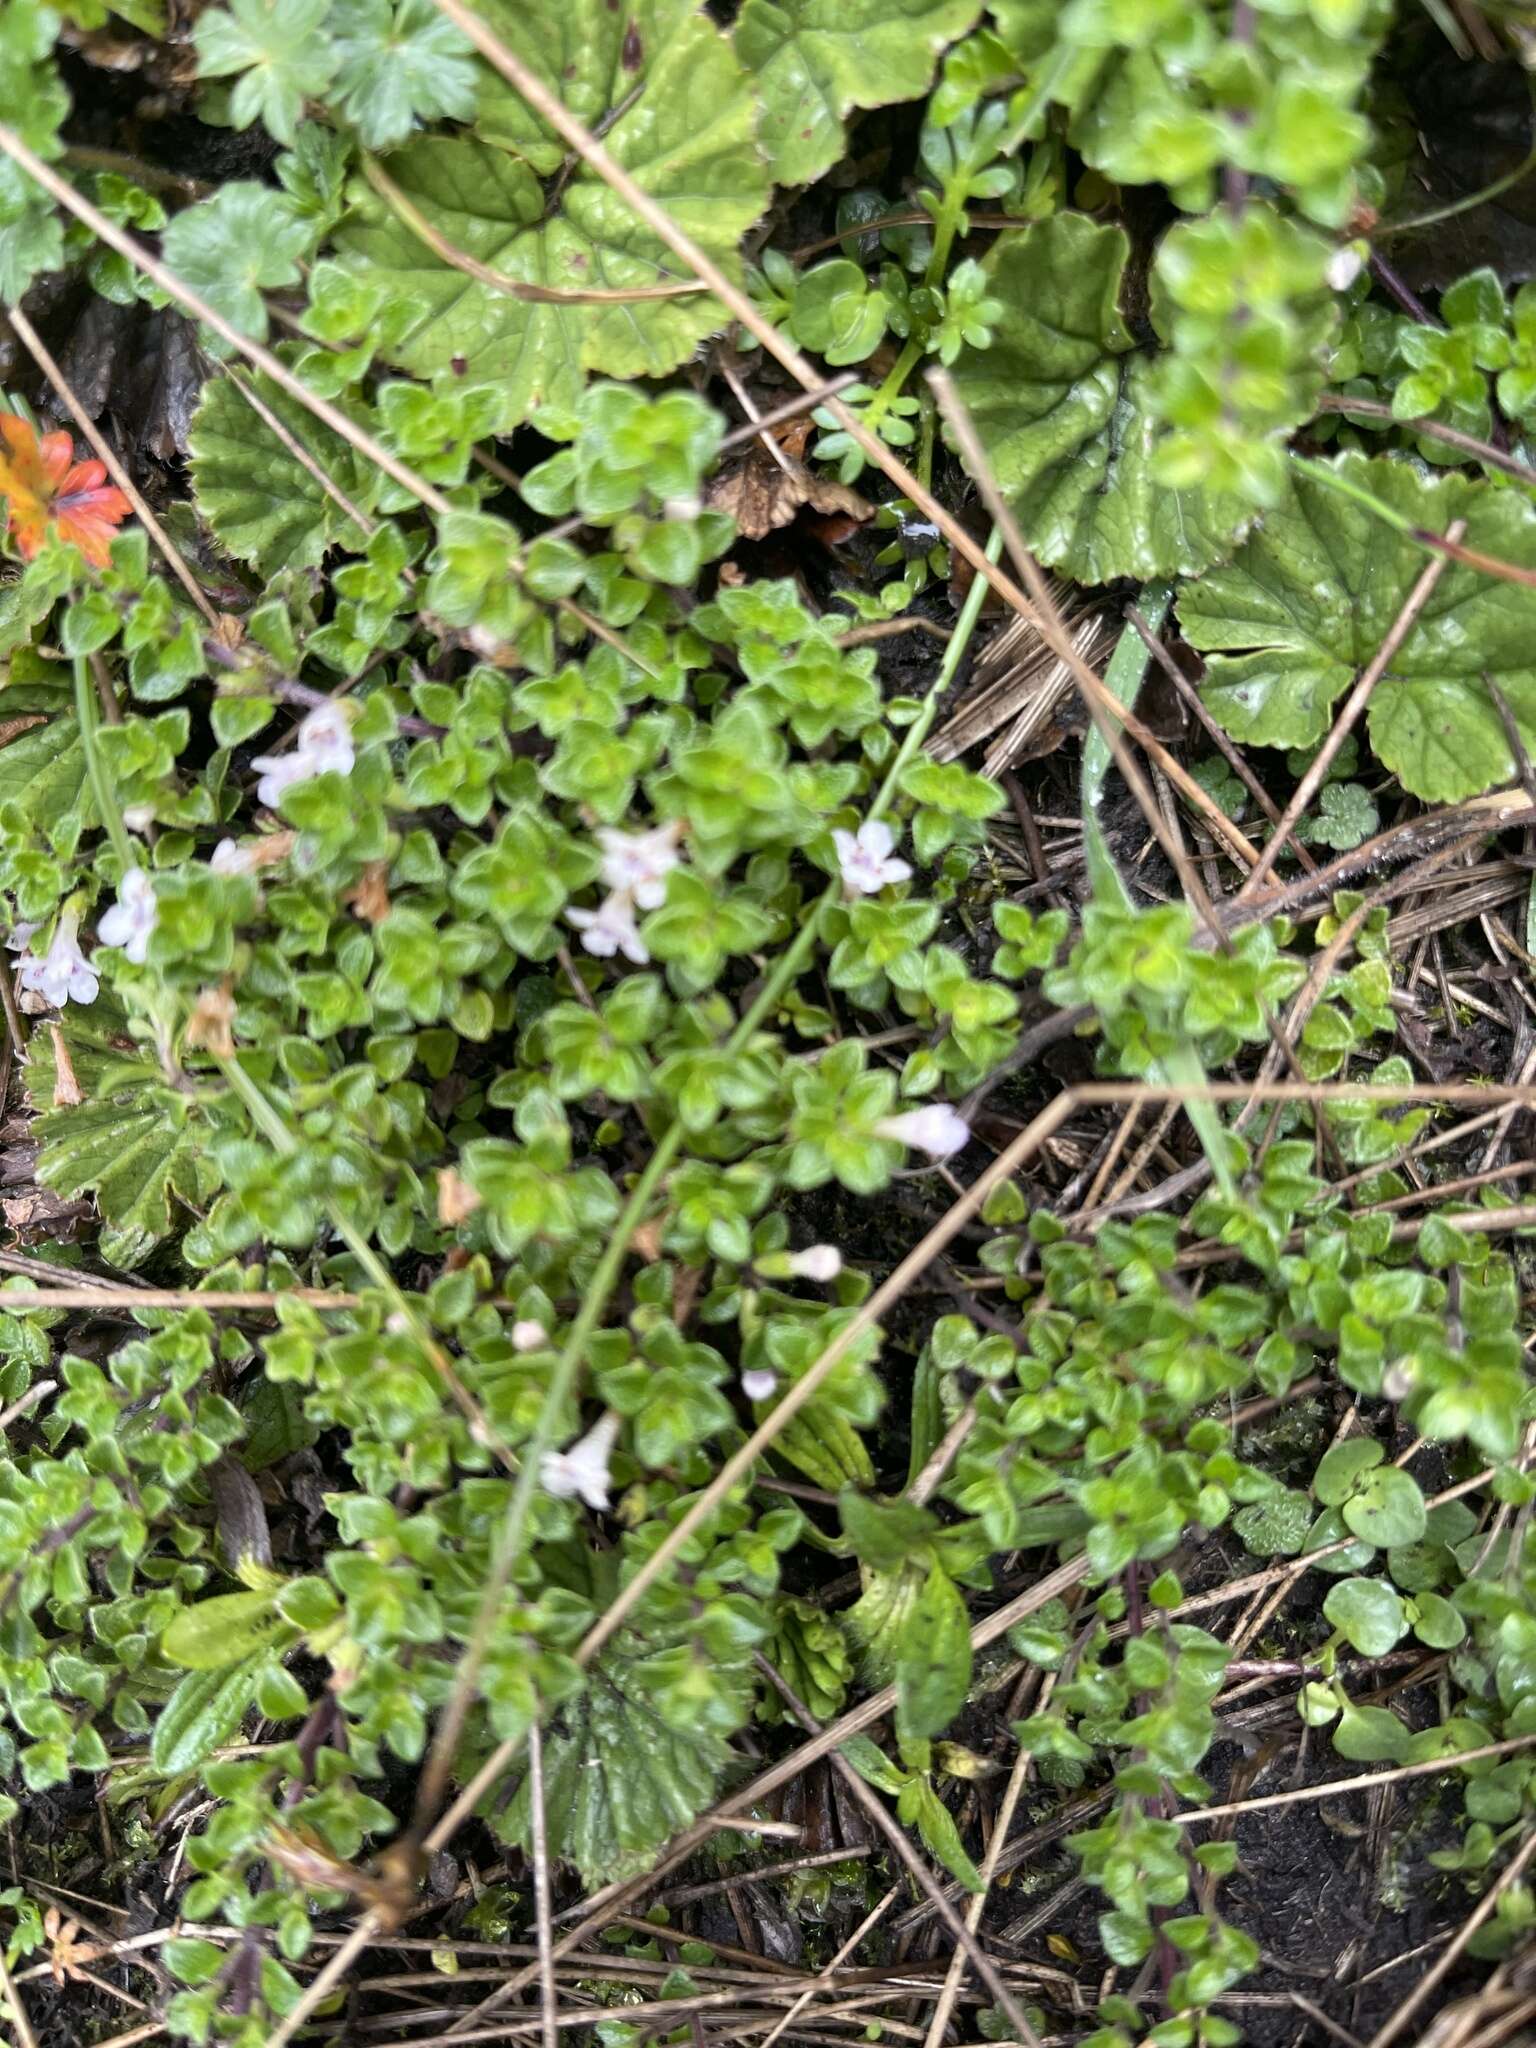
[{"x1": 5, "y1": 0, "x2": 1536, "y2": 2044}]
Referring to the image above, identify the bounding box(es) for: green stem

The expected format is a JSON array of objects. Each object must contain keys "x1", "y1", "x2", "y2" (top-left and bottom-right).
[
  {"x1": 73, "y1": 656, "x2": 135, "y2": 875},
  {"x1": 861, "y1": 169, "x2": 971, "y2": 439},
  {"x1": 872, "y1": 520, "x2": 1003, "y2": 811},
  {"x1": 1289, "y1": 454, "x2": 1417, "y2": 537},
  {"x1": 862, "y1": 334, "x2": 924, "y2": 438}
]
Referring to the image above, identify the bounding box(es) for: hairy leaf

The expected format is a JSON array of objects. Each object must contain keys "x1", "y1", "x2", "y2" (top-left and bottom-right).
[
  {"x1": 152, "y1": 1661, "x2": 263, "y2": 1775},
  {"x1": 188, "y1": 368, "x2": 379, "y2": 573},
  {"x1": 0, "y1": 706, "x2": 89, "y2": 855},
  {"x1": 328, "y1": 0, "x2": 478, "y2": 148},
  {"x1": 497, "y1": 1614, "x2": 755, "y2": 1886},
  {"x1": 335, "y1": 0, "x2": 769, "y2": 426},
  {"x1": 28, "y1": 1004, "x2": 221, "y2": 1268},
  {"x1": 161, "y1": 183, "x2": 312, "y2": 344},
  {"x1": 192, "y1": 0, "x2": 338, "y2": 146},
  {"x1": 1179, "y1": 453, "x2": 1536, "y2": 800},
  {"x1": 950, "y1": 213, "x2": 1250, "y2": 584},
  {"x1": 735, "y1": 0, "x2": 983, "y2": 188}
]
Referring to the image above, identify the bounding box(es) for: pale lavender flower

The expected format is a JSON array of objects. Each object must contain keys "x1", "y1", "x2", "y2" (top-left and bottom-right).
[
  {"x1": 540, "y1": 1412, "x2": 621, "y2": 1511},
  {"x1": 833, "y1": 819, "x2": 912, "y2": 897},
  {"x1": 876, "y1": 1103, "x2": 971, "y2": 1160},
  {"x1": 786, "y1": 1244, "x2": 842, "y2": 1282},
  {"x1": 251, "y1": 703, "x2": 355, "y2": 809},
  {"x1": 741, "y1": 1369, "x2": 778, "y2": 1403},
  {"x1": 596, "y1": 821, "x2": 682, "y2": 910},
  {"x1": 18, "y1": 910, "x2": 97, "y2": 1009},
  {"x1": 567, "y1": 890, "x2": 649, "y2": 965},
  {"x1": 96, "y1": 867, "x2": 158, "y2": 966}
]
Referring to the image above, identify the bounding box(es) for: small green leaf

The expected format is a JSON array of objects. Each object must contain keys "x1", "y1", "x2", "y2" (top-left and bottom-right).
[
  {"x1": 1232, "y1": 1487, "x2": 1311, "y2": 1557},
  {"x1": 161, "y1": 183, "x2": 312, "y2": 343},
  {"x1": 328, "y1": 0, "x2": 477, "y2": 147},
  {"x1": 895, "y1": 1562, "x2": 972, "y2": 1745},
  {"x1": 1343, "y1": 1467, "x2": 1426, "y2": 1549},
  {"x1": 1332, "y1": 1704, "x2": 1408, "y2": 1763},
  {"x1": 152, "y1": 1661, "x2": 263, "y2": 1775},
  {"x1": 193, "y1": 0, "x2": 338, "y2": 146},
  {"x1": 1323, "y1": 1577, "x2": 1407, "y2": 1657}
]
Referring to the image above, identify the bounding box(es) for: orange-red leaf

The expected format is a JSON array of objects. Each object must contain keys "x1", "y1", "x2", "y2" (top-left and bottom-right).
[{"x1": 0, "y1": 414, "x2": 131, "y2": 569}]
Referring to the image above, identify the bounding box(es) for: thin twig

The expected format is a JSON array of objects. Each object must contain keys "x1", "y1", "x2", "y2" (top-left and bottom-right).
[
  {"x1": 1235, "y1": 522, "x2": 1464, "y2": 900},
  {"x1": 1315, "y1": 394, "x2": 1536, "y2": 488},
  {"x1": 754, "y1": 1654, "x2": 1045, "y2": 2048},
  {"x1": 920, "y1": 1678, "x2": 1056, "y2": 2048},
  {"x1": 225, "y1": 364, "x2": 379, "y2": 542},
  {"x1": 262, "y1": 1911, "x2": 383, "y2": 2048},
  {"x1": 527, "y1": 1718, "x2": 558, "y2": 2048},
  {"x1": 361, "y1": 151, "x2": 707, "y2": 303},
  {"x1": 926, "y1": 367, "x2": 1260, "y2": 880},
  {"x1": 1125, "y1": 602, "x2": 1320, "y2": 876},
  {"x1": 1366, "y1": 1824, "x2": 1536, "y2": 2048}
]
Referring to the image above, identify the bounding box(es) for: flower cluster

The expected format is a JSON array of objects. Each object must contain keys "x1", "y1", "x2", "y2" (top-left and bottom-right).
[{"x1": 566, "y1": 820, "x2": 684, "y2": 965}]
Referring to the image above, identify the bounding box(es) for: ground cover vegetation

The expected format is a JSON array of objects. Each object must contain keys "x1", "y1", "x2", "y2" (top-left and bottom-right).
[{"x1": 0, "y1": 0, "x2": 1535, "y2": 2044}]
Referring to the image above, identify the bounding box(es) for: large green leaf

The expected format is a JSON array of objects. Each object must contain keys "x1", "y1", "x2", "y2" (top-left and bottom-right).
[
  {"x1": 949, "y1": 212, "x2": 1250, "y2": 585},
  {"x1": 333, "y1": 0, "x2": 770, "y2": 426},
  {"x1": 1178, "y1": 454, "x2": 1536, "y2": 801},
  {"x1": 188, "y1": 368, "x2": 379, "y2": 574},
  {"x1": 28, "y1": 1004, "x2": 221, "y2": 1268},
  {"x1": 497, "y1": 1611, "x2": 755, "y2": 1887},
  {"x1": 0, "y1": 706, "x2": 89, "y2": 856},
  {"x1": 734, "y1": 0, "x2": 982, "y2": 188}
]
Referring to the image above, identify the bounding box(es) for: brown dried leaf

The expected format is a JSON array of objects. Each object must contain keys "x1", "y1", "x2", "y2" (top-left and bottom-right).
[
  {"x1": 347, "y1": 861, "x2": 390, "y2": 924},
  {"x1": 436, "y1": 1166, "x2": 481, "y2": 1227},
  {"x1": 186, "y1": 984, "x2": 236, "y2": 1058},
  {"x1": 43, "y1": 1908, "x2": 100, "y2": 1987},
  {"x1": 48, "y1": 1023, "x2": 82, "y2": 1107},
  {"x1": 706, "y1": 441, "x2": 872, "y2": 541}
]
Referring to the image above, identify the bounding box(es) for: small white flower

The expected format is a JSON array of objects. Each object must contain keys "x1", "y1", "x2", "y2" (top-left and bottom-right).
[
  {"x1": 540, "y1": 1411, "x2": 621, "y2": 1511},
  {"x1": 5, "y1": 922, "x2": 37, "y2": 954},
  {"x1": 18, "y1": 910, "x2": 97, "y2": 1009},
  {"x1": 567, "y1": 890, "x2": 649, "y2": 965},
  {"x1": 876, "y1": 1103, "x2": 971, "y2": 1160},
  {"x1": 833, "y1": 820, "x2": 912, "y2": 897},
  {"x1": 596, "y1": 821, "x2": 683, "y2": 910},
  {"x1": 251, "y1": 703, "x2": 356, "y2": 809},
  {"x1": 512, "y1": 1319, "x2": 548, "y2": 1353},
  {"x1": 211, "y1": 838, "x2": 255, "y2": 876},
  {"x1": 122, "y1": 803, "x2": 156, "y2": 833},
  {"x1": 1326, "y1": 245, "x2": 1364, "y2": 292},
  {"x1": 786, "y1": 1244, "x2": 842, "y2": 1282},
  {"x1": 741, "y1": 1369, "x2": 778, "y2": 1403},
  {"x1": 95, "y1": 867, "x2": 158, "y2": 966}
]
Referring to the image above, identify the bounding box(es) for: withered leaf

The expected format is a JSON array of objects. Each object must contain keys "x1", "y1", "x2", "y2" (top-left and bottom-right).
[{"x1": 706, "y1": 440, "x2": 872, "y2": 541}]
